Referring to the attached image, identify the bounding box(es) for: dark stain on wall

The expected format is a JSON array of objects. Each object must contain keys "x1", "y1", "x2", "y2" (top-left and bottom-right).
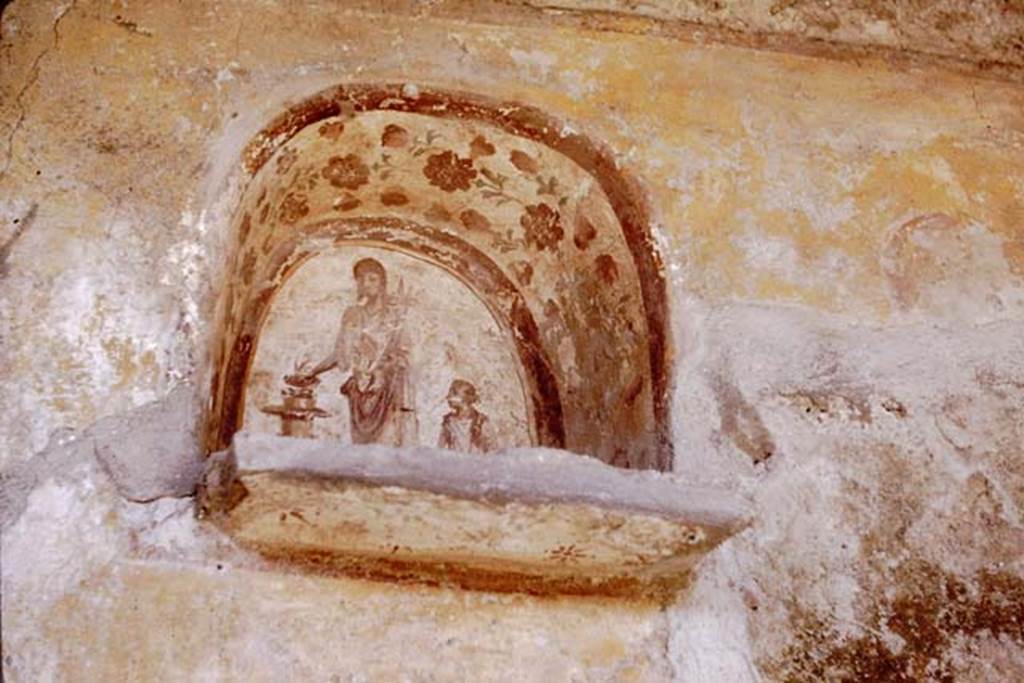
[{"x1": 774, "y1": 560, "x2": 1024, "y2": 682}]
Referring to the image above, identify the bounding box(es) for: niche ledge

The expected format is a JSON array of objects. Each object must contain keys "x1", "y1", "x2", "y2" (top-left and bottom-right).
[{"x1": 198, "y1": 432, "x2": 752, "y2": 601}]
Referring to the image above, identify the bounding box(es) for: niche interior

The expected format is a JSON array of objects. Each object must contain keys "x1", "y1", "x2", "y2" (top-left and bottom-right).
[{"x1": 207, "y1": 84, "x2": 673, "y2": 470}]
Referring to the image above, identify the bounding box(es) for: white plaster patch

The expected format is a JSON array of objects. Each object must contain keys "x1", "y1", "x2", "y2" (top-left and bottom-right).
[
  {"x1": 1, "y1": 463, "x2": 124, "y2": 610},
  {"x1": 731, "y1": 224, "x2": 802, "y2": 276},
  {"x1": 669, "y1": 547, "x2": 761, "y2": 682},
  {"x1": 560, "y1": 69, "x2": 596, "y2": 101},
  {"x1": 507, "y1": 47, "x2": 559, "y2": 81}
]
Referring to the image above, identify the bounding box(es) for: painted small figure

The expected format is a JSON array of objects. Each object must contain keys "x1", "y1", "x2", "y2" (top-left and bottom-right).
[{"x1": 438, "y1": 379, "x2": 495, "y2": 454}]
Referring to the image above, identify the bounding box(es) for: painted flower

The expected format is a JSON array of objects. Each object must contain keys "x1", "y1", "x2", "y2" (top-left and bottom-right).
[
  {"x1": 380, "y1": 189, "x2": 410, "y2": 206},
  {"x1": 595, "y1": 253, "x2": 619, "y2": 284},
  {"x1": 278, "y1": 192, "x2": 309, "y2": 224},
  {"x1": 520, "y1": 203, "x2": 564, "y2": 251},
  {"x1": 239, "y1": 212, "x2": 252, "y2": 243},
  {"x1": 424, "y1": 203, "x2": 453, "y2": 224},
  {"x1": 333, "y1": 194, "x2": 361, "y2": 212},
  {"x1": 423, "y1": 150, "x2": 477, "y2": 192},
  {"x1": 321, "y1": 154, "x2": 370, "y2": 190},
  {"x1": 318, "y1": 120, "x2": 345, "y2": 141},
  {"x1": 381, "y1": 124, "x2": 410, "y2": 148},
  {"x1": 275, "y1": 147, "x2": 298, "y2": 175},
  {"x1": 509, "y1": 150, "x2": 540, "y2": 174},
  {"x1": 241, "y1": 249, "x2": 258, "y2": 285},
  {"x1": 470, "y1": 135, "x2": 495, "y2": 158},
  {"x1": 458, "y1": 208, "x2": 490, "y2": 232},
  {"x1": 547, "y1": 544, "x2": 587, "y2": 563},
  {"x1": 511, "y1": 260, "x2": 533, "y2": 286},
  {"x1": 573, "y1": 214, "x2": 597, "y2": 250}
]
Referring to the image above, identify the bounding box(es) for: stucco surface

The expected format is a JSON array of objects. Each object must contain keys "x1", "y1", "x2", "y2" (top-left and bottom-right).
[
  {"x1": 515, "y1": 0, "x2": 1024, "y2": 71},
  {"x1": 3, "y1": 462, "x2": 672, "y2": 681},
  {"x1": 2, "y1": 0, "x2": 1023, "y2": 680}
]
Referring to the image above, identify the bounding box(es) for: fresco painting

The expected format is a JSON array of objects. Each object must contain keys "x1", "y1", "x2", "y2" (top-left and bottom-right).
[{"x1": 245, "y1": 247, "x2": 531, "y2": 451}]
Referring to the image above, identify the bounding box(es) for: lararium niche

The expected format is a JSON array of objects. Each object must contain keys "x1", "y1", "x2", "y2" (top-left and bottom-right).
[
  {"x1": 207, "y1": 84, "x2": 673, "y2": 470},
  {"x1": 199, "y1": 85, "x2": 750, "y2": 600}
]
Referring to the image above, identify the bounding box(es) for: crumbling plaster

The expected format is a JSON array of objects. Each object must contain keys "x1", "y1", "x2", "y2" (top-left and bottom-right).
[
  {"x1": 2, "y1": 0, "x2": 1023, "y2": 680},
  {"x1": 512, "y1": 0, "x2": 1024, "y2": 72}
]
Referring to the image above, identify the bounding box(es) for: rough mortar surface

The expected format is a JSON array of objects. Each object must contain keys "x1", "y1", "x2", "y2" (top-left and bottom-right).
[{"x1": 2, "y1": 1, "x2": 1023, "y2": 681}]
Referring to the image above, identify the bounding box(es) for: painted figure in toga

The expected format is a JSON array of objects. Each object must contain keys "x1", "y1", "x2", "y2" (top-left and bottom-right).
[{"x1": 306, "y1": 257, "x2": 418, "y2": 446}]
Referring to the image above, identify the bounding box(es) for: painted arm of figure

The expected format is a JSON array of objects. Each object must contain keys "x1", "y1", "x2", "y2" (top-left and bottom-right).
[
  {"x1": 305, "y1": 359, "x2": 335, "y2": 378},
  {"x1": 306, "y1": 309, "x2": 357, "y2": 377}
]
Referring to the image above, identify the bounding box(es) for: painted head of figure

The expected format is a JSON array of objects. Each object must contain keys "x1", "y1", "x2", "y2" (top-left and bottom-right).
[
  {"x1": 446, "y1": 379, "x2": 479, "y2": 414},
  {"x1": 352, "y1": 257, "x2": 387, "y2": 304}
]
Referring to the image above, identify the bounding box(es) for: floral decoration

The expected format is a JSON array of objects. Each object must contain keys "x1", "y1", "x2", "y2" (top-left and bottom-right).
[
  {"x1": 458, "y1": 209, "x2": 490, "y2": 232},
  {"x1": 381, "y1": 124, "x2": 410, "y2": 148},
  {"x1": 470, "y1": 135, "x2": 495, "y2": 158},
  {"x1": 380, "y1": 189, "x2": 410, "y2": 206},
  {"x1": 546, "y1": 544, "x2": 588, "y2": 563},
  {"x1": 240, "y1": 249, "x2": 258, "y2": 285},
  {"x1": 573, "y1": 214, "x2": 597, "y2": 250},
  {"x1": 318, "y1": 120, "x2": 345, "y2": 141},
  {"x1": 275, "y1": 147, "x2": 298, "y2": 175},
  {"x1": 423, "y1": 150, "x2": 477, "y2": 192},
  {"x1": 520, "y1": 203, "x2": 564, "y2": 251},
  {"x1": 595, "y1": 253, "x2": 619, "y2": 284},
  {"x1": 333, "y1": 194, "x2": 361, "y2": 212},
  {"x1": 239, "y1": 212, "x2": 252, "y2": 244},
  {"x1": 321, "y1": 154, "x2": 370, "y2": 190},
  {"x1": 278, "y1": 192, "x2": 309, "y2": 224},
  {"x1": 424, "y1": 203, "x2": 453, "y2": 223},
  {"x1": 509, "y1": 150, "x2": 540, "y2": 174},
  {"x1": 511, "y1": 260, "x2": 533, "y2": 286}
]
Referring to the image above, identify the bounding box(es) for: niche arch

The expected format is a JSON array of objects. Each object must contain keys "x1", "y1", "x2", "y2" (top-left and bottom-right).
[{"x1": 209, "y1": 84, "x2": 673, "y2": 470}]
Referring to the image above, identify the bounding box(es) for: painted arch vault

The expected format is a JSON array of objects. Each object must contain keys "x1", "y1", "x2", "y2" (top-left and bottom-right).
[{"x1": 208, "y1": 85, "x2": 672, "y2": 471}]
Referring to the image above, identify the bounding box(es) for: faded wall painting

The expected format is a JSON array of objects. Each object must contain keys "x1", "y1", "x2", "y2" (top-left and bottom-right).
[
  {"x1": 244, "y1": 246, "x2": 531, "y2": 450},
  {"x1": 211, "y1": 84, "x2": 673, "y2": 470}
]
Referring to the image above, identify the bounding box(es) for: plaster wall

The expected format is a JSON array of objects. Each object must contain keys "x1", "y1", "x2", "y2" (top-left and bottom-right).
[{"x1": 2, "y1": 1, "x2": 1023, "y2": 680}]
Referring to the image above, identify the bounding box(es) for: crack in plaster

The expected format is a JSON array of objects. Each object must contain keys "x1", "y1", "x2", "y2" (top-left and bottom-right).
[
  {"x1": 0, "y1": 200, "x2": 34, "y2": 277},
  {"x1": 0, "y1": 0, "x2": 76, "y2": 180}
]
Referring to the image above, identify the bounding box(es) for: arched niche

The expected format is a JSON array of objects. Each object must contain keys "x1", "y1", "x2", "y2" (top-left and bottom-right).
[{"x1": 209, "y1": 84, "x2": 672, "y2": 470}]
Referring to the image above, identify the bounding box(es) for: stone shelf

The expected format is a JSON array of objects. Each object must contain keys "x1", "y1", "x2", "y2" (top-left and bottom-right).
[{"x1": 198, "y1": 432, "x2": 752, "y2": 600}]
